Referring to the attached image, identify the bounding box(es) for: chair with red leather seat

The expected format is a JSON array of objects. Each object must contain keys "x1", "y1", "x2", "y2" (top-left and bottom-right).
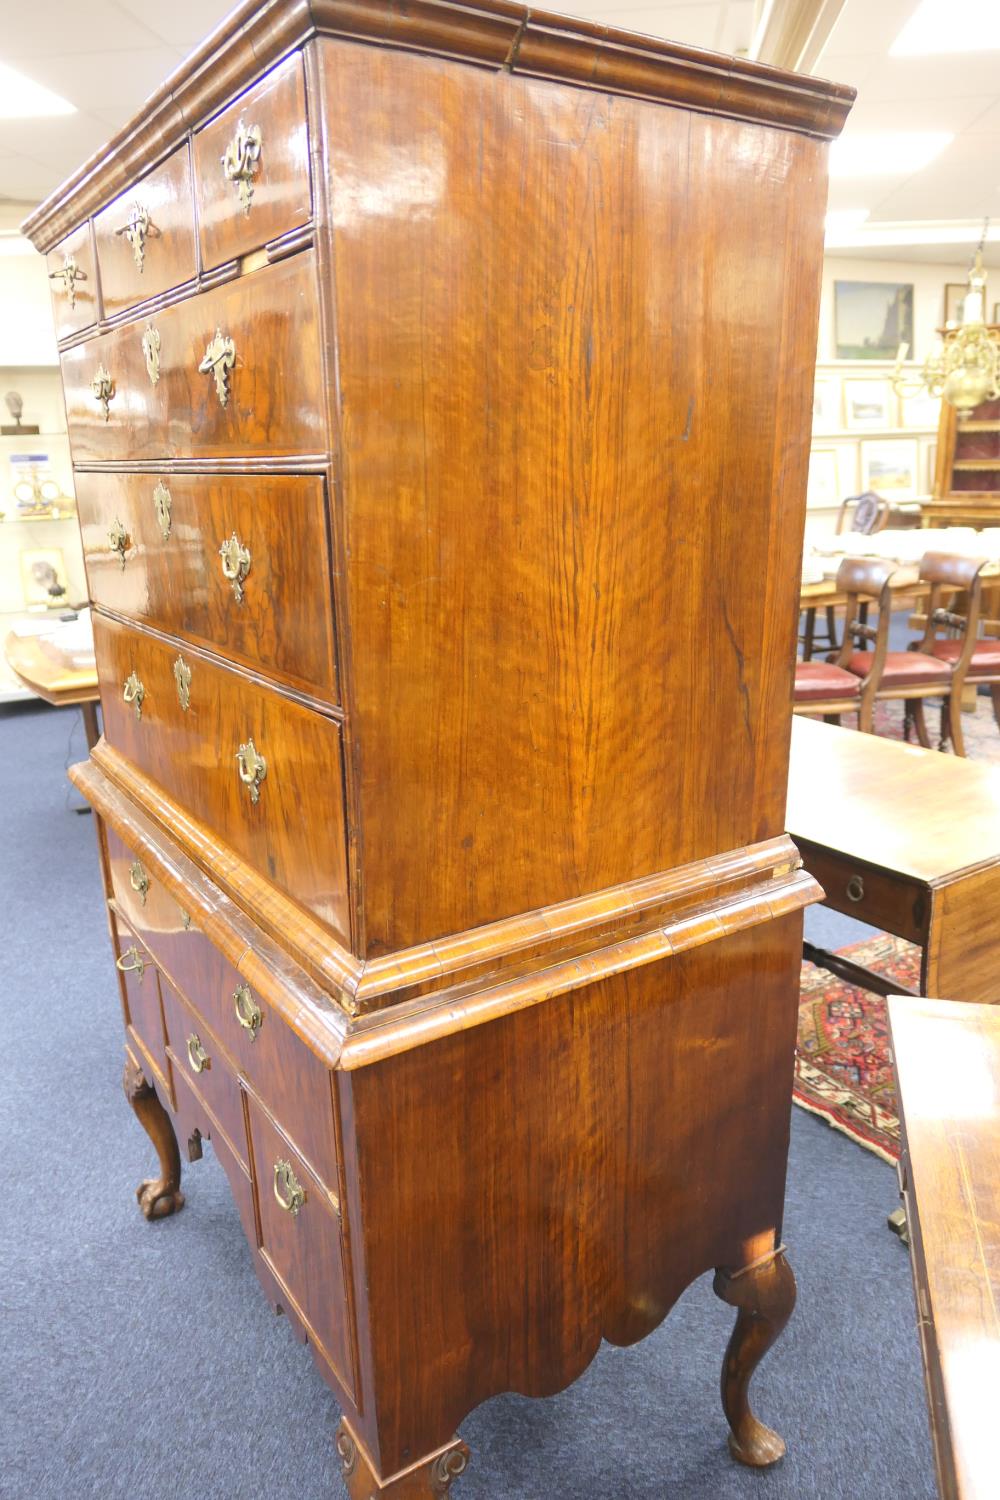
[
  {"x1": 793, "y1": 556, "x2": 894, "y2": 731},
  {"x1": 907, "y1": 552, "x2": 995, "y2": 752}
]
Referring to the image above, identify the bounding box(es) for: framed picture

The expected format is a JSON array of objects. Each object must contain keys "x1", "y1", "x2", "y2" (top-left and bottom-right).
[
  {"x1": 899, "y1": 389, "x2": 941, "y2": 430},
  {"x1": 944, "y1": 283, "x2": 966, "y2": 325},
  {"x1": 835, "y1": 280, "x2": 914, "y2": 360},
  {"x1": 843, "y1": 377, "x2": 894, "y2": 430},
  {"x1": 20, "y1": 548, "x2": 69, "y2": 609},
  {"x1": 807, "y1": 448, "x2": 840, "y2": 508},
  {"x1": 812, "y1": 375, "x2": 840, "y2": 431},
  {"x1": 860, "y1": 439, "x2": 920, "y2": 499}
]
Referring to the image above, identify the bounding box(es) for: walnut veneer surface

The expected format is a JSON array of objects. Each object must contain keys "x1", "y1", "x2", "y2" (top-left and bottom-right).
[{"x1": 26, "y1": 1, "x2": 851, "y2": 1493}]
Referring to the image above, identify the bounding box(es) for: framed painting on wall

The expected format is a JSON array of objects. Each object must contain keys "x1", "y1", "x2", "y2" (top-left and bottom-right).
[
  {"x1": 944, "y1": 283, "x2": 966, "y2": 325},
  {"x1": 843, "y1": 378, "x2": 894, "y2": 430},
  {"x1": 860, "y1": 439, "x2": 920, "y2": 499},
  {"x1": 807, "y1": 448, "x2": 841, "y2": 509},
  {"x1": 899, "y1": 389, "x2": 941, "y2": 429},
  {"x1": 812, "y1": 375, "x2": 840, "y2": 431},
  {"x1": 835, "y1": 280, "x2": 914, "y2": 360}
]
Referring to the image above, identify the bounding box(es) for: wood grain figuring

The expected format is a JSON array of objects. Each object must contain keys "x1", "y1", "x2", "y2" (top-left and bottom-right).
[
  {"x1": 195, "y1": 51, "x2": 312, "y2": 271},
  {"x1": 321, "y1": 41, "x2": 827, "y2": 955},
  {"x1": 889, "y1": 998, "x2": 1000, "y2": 1500},
  {"x1": 93, "y1": 612, "x2": 351, "y2": 944},
  {"x1": 46, "y1": 221, "x2": 99, "y2": 339},
  {"x1": 93, "y1": 141, "x2": 197, "y2": 317},
  {"x1": 59, "y1": 251, "x2": 325, "y2": 460},
  {"x1": 75, "y1": 471, "x2": 338, "y2": 700}
]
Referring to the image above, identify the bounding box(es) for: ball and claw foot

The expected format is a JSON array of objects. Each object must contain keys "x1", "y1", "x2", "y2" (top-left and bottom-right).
[
  {"x1": 123, "y1": 1054, "x2": 185, "y2": 1221},
  {"x1": 135, "y1": 1177, "x2": 185, "y2": 1220},
  {"x1": 713, "y1": 1247, "x2": 796, "y2": 1468}
]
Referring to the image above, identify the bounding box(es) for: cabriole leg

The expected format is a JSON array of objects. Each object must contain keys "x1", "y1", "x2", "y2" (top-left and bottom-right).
[
  {"x1": 122, "y1": 1053, "x2": 184, "y2": 1220},
  {"x1": 713, "y1": 1246, "x2": 796, "y2": 1467},
  {"x1": 335, "y1": 1419, "x2": 469, "y2": 1499}
]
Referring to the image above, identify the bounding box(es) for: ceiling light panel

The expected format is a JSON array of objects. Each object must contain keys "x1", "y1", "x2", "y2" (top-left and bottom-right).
[
  {"x1": 891, "y1": 0, "x2": 1000, "y2": 56},
  {"x1": 0, "y1": 59, "x2": 74, "y2": 118},
  {"x1": 829, "y1": 131, "x2": 953, "y2": 178}
]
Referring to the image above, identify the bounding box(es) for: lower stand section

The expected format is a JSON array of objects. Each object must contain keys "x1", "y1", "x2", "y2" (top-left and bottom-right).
[
  {"x1": 336, "y1": 1420, "x2": 470, "y2": 1499},
  {"x1": 713, "y1": 1247, "x2": 796, "y2": 1467},
  {"x1": 122, "y1": 1054, "x2": 185, "y2": 1220}
]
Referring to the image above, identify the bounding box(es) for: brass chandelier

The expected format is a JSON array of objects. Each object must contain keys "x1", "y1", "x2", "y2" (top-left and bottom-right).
[{"x1": 892, "y1": 225, "x2": 1000, "y2": 418}]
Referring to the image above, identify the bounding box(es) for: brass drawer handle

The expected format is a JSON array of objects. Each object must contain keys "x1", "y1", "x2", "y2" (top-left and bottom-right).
[
  {"x1": 123, "y1": 670, "x2": 145, "y2": 721},
  {"x1": 108, "y1": 517, "x2": 130, "y2": 570},
  {"x1": 91, "y1": 364, "x2": 114, "y2": 421},
  {"x1": 219, "y1": 532, "x2": 251, "y2": 602},
  {"x1": 186, "y1": 1032, "x2": 210, "y2": 1074},
  {"x1": 199, "y1": 328, "x2": 236, "y2": 407},
  {"x1": 173, "y1": 654, "x2": 191, "y2": 712},
  {"x1": 141, "y1": 323, "x2": 161, "y2": 386},
  {"x1": 116, "y1": 945, "x2": 146, "y2": 980},
  {"x1": 233, "y1": 982, "x2": 262, "y2": 1040},
  {"x1": 222, "y1": 119, "x2": 262, "y2": 215},
  {"x1": 273, "y1": 1159, "x2": 306, "y2": 1216},
  {"x1": 49, "y1": 253, "x2": 86, "y2": 308},
  {"x1": 115, "y1": 201, "x2": 151, "y2": 270},
  {"x1": 235, "y1": 737, "x2": 266, "y2": 804},
  {"x1": 846, "y1": 875, "x2": 865, "y2": 903},
  {"x1": 129, "y1": 859, "x2": 149, "y2": 904}
]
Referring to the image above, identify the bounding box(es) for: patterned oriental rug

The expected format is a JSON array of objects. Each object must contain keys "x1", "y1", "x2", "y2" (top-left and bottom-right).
[{"x1": 795, "y1": 935, "x2": 923, "y2": 1164}]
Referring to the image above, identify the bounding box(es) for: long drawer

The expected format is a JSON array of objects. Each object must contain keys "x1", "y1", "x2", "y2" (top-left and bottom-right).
[
  {"x1": 60, "y1": 250, "x2": 325, "y2": 460},
  {"x1": 77, "y1": 471, "x2": 338, "y2": 702},
  {"x1": 95, "y1": 613, "x2": 351, "y2": 944}
]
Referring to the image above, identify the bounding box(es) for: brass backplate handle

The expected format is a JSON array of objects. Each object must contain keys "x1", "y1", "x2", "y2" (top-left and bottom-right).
[
  {"x1": 235, "y1": 737, "x2": 266, "y2": 804},
  {"x1": 129, "y1": 860, "x2": 149, "y2": 905},
  {"x1": 115, "y1": 201, "x2": 151, "y2": 270},
  {"x1": 123, "y1": 670, "x2": 144, "y2": 721},
  {"x1": 199, "y1": 329, "x2": 236, "y2": 407},
  {"x1": 116, "y1": 946, "x2": 145, "y2": 980},
  {"x1": 108, "y1": 517, "x2": 130, "y2": 570},
  {"x1": 91, "y1": 364, "x2": 114, "y2": 421},
  {"x1": 219, "y1": 532, "x2": 251, "y2": 602},
  {"x1": 186, "y1": 1033, "x2": 210, "y2": 1074},
  {"x1": 233, "y1": 982, "x2": 262, "y2": 1040},
  {"x1": 222, "y1": 119, "x2": 262, "y2": 215},
  {"x1": 273, "y1": 1159, "x2": 306, "y2": 1216},
  {"x1": 49, "y1": 253, "x2": 86, "y2": 308}
]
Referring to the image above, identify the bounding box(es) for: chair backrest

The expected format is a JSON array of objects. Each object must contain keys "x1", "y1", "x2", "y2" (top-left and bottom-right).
[
  {"x1": 836, "y1": 492, "x2": 889, "y2": 536},
  {"x1": 830, "y1": 557, "x2": 895, "y2": 693},
  {"x1": 912, "y1": 551, "x2": 989, "y2": 677}
]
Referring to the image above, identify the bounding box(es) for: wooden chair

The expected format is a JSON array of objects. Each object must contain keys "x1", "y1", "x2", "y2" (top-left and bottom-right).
[
  {"x1": 845, "y1": 552, "x2": 987, "y2": 757},
  {"x1": 800, "y1": 493, "x2": 890, "y2": 660},
  {"x1": 910, "y1": 554, "x2": 998, "y2": 748},
  {"x1": 794, "y1": 556, "x2": 895, "y2": 731}
]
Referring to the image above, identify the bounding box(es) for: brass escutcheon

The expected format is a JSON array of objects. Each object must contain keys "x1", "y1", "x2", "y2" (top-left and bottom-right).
[
  {"x1": 129, "y1": 860, "x2": 149, "y2": 905},
  {"x1": 235, "y1": 737, "x2": 266, "y2": 804},
  {"x1": 273, "y1": 1159, "x2": 306, "y2": 1216},
  {"x1": 91, "y1": 364, "x2": 114, "y2": 421},
  {"x1": 233, "y1": 981, "x2": 262, "y2": 1040},
  {"x1": 108, "y1": 517, "x2": 129, "y2": 570},
  {"x1": 115, "y1": 946, "x2": 145, "y2": 980},
  {"x1": 186, "y1": 1033, "x2": 210, "y2": 1074},
  {"x1": 173, "y1": 654, "x2": 192, "y2": 712},
  {"x1": 115, "y1": 201, "x2": 151, "y2": 270},
  {"x1": 218, "y1": 532, "x2": 251, "y2": 602},
  {"x1": 141, "y1": 323, "x2": 161, "y2": 385},
  {"x1": 152, "y1": 479, "x2": 172, "y2": 540},
  {"x1": 123, "y1": 670, "x2": 144, "y2": 721},
  {"x1": 49, "y1": 252, "x2": 85, "y2": 309},
  {"x1": 199, "y1": 328, "x2": 236, "y2": 407},
  {"x1": 221, "y1": 119, "x2": 262, "y2": 215}
]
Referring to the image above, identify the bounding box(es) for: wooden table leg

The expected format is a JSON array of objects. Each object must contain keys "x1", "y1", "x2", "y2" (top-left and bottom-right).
[
  {"x1": 123, "y1": 1053, "x2": 184, "y2": 1220},
  {"x1": 713, "y1": 1247, "x2": 796, "y2": 1467}
]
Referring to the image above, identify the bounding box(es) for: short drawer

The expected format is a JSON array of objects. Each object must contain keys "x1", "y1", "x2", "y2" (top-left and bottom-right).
[
  {"x1": 93, "y1": 141, "x2": 196, "y2": 317},
  {"x1": 95, "y1": 613, "x2": 351, "y2": 944},
  {"x1": 161, "y1": 974, "x2": 249, "y2": 1167},
  {"x1": 194, "y1": 53, "x2": 312, "y2": 271},
  {"x1": 247, "y1": 1094, "x2": 354, "y2": 1396},
  {"x1": 46, "y1": 222, "x2": 98, "y2": 339},
  {"x1": 76, "y1": 471, "x2": 338, "y2": 702},
  {"x1": 111, "y1": 911, "x2": 168, "y2": 1085},
  {"x1": 796, "y1": 840, "x2": 928, "y2": 946},
  {"x1": 60, "y1": 250, "x2": 324, "y2": 461},
  {"x1": 171, "y1": 1062, "x2": 258, "y2": 1252}
]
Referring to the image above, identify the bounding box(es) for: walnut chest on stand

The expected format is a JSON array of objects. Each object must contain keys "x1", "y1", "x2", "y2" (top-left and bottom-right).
[{"x1": 24, "y1": 4, "x2": 850, "y2": 1493}]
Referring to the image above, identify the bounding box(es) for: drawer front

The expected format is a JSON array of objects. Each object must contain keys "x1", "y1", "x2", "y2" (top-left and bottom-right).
[
  {"x1": 46, "y1": 222, "x2": 98, "y2": 339},
  {"x1": 60, "y1": 251, "x2": 324, "y2": 460},
  {"x1": 247, "y1": 1094, "x2": 354, "y2": 1396},
  {"x1": 95, "y1": 613, "x2": 351, "y2": 944},
  {"x1": 194, "y1": 53, "x2": 312, "y2": 271},
  {"x1": 161, "y1": 974, "x2": 249, "y2": 1167},
  {"x1": 111, "y1": 912, "x2": 169, "y2": 1085},
  {"x1": 77, "y1": 471, "x2": 338, "y2": 702},
  {"x1": 93, "y1": 142, "x2": 196, "y2": 317},
  {"x1": 796, "y1": 841, "x2": 928, "y2": 945}
]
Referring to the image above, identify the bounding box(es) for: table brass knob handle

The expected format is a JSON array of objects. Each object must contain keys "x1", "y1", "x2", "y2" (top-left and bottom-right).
[
  {"x1": 222, "y1": 118, "x2": 262, "y2": 215},
  {"x1": 116, "y1": 946, "x2": 145, "y2": 980},
  {"x1": 273, "y1": 1159, "x2": 306, "y2": 1216},
  {"x1": 199, "y1": 328, "x2": 236, "y2": 407},
  {"x1": 186, "y1": 1033, "x2": 210, "y2": 1074},
  {"x1": 123, "y1": 670, "x2": 145, "y2": 721},
  {"x1": 91, "y1": 363, "x2": 114, "y2": 421},
  {"x1": 49, "y1": 253, "x2": 86, "y2": 308},
  {"x1": 115, "y1": 200, "x2": 151, "y2": 271},
  {"x1": 846, "y1": 875, "x2": 865, "y2": 903},
  {"x1": 129, "y1": 860, "x2": 149, "y2": 904},
  {"x1": 235, "y1": 737, "x2": 266, "y2": 804},
  {"x1": 219, "y1": 532, "x2": 251, "y2": 603},
  {"x1": 233, "y1": 982, "x2": 262, "y2": 1040},
  {"x1": 108, "y1": 517, "x2": 130, "y2": 570}
]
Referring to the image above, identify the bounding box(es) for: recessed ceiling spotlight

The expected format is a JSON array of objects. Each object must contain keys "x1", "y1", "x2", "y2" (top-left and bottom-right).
[
  {"x1": 0, "y1": 60, "x2": 75, "y2": 119},
  {"x1": 891, "y1": 0, "x2": 1000, "y2": 55},
  {"x1": 829, "y1": 132, "x2": 953, "y2": 178}
]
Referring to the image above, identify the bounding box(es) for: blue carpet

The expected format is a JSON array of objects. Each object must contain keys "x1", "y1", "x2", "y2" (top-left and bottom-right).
[{"x1": 0, "y1": 702, "x2": 935, "y2": 1499}]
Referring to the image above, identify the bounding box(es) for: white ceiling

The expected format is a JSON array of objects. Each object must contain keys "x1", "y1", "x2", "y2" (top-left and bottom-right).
[{"x1": 1, "y1": 0, "x2": 998, "y2": 264}]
